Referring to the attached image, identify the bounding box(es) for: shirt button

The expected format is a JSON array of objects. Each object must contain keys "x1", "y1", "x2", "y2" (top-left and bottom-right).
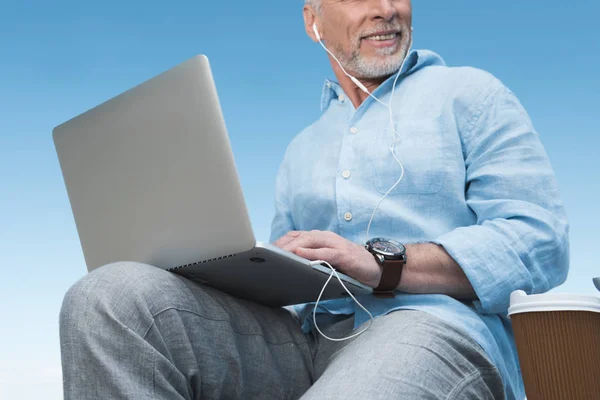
[
  {"x1": 338, "y1": 94, "x2": 346, "y2": 102},
  {"x1": 350, "y1": 127, "x2": 358, "y2": 134},
  {"x1": 342, "y1": 170, "x2": 351, "y2": 179},
  {"x1": 344, "y1": 212, "x2": 353, "y2": 221}
]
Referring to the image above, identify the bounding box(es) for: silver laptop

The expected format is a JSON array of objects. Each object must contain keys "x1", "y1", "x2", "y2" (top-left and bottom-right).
[{"x1": 53, "y1": 54, "x2": 372, "y2": 307}]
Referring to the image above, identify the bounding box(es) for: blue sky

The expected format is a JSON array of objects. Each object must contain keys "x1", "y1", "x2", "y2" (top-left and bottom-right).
[{"x1": 1, "y1": 1, "x2": 598, "y2": 398}]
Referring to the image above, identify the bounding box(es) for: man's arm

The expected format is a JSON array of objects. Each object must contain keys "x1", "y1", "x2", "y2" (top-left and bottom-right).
[
  {"x1": 428, "y1": 79, "x2": 569, "y2": 314},
  {"x1": 274, "y1": 231, "x2": 477, "y2": 299},
  {"x1": 400, "y1": 79, "x2": 569, "y2": 310},
  {"x1": 400, "y1": 243, "x2": 477, "y2": 300}
]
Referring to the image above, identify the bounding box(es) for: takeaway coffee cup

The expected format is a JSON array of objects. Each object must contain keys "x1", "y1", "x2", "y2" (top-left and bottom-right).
[{"x1": 508, "y1": 290, "x2": 600, "y2": 400}]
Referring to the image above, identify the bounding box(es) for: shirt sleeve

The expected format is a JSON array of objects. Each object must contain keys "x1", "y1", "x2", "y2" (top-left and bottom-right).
[
  {"x1": 432, "y1": 81, "x2": 570, "y2": 315},
  {"x1": 269, "y1": 149, "x2": 296, "y2": 243}
]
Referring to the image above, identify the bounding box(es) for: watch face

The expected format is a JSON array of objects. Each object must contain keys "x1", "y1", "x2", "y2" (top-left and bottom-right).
[
  {"x1": 372, "y1": 240, "x2": 402, "y2": 254},
  {"x1": 368, "y1": 238, "x2": 406, "y2": 258}
]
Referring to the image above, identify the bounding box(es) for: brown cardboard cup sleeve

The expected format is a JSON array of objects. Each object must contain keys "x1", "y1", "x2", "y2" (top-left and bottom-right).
[{"x1": 508, "y1": 290, "x2": 600, "y2": 400}]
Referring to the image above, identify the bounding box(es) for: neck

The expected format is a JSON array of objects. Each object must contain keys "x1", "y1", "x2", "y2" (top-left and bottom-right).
[{"x1": 328, "y1": 55, "x2": 389, "y2": 109}]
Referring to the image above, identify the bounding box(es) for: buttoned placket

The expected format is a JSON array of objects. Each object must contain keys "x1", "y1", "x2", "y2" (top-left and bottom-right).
[
  {"x1": 326, "y1": 78, "x2": 399, "y2": 238},
  {"x1": 335, "y1": 99, "x2": 362, "y2": 236}
]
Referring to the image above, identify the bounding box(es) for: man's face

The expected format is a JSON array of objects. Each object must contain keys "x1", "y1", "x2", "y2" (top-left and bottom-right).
[{"x1": 317, "y1": 0, "x2": 412, "y2": 79}]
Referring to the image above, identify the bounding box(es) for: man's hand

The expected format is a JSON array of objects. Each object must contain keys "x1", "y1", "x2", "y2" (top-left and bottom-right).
[{"x1": 274, "y1": 230, "x2": 382, "y2": 288}]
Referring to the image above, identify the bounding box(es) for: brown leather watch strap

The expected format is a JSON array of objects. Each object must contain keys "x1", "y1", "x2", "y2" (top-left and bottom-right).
[{"x1": 373, "y1": 259, "x2": 405, "y2": 298}]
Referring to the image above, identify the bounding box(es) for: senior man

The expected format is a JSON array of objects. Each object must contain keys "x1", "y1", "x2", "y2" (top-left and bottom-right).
[{"x1": 60, "y1": 0, "x2": 569, "y2": 399}]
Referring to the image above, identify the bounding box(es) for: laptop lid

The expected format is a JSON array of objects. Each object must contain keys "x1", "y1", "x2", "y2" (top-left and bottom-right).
[{"x1": 53, "y1": 55, "x2": 256, "y2": 271}]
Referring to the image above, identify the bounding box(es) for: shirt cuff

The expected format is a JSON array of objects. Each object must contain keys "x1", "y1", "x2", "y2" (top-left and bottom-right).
[{"x1": 431, "y1": 226, "x2": 533, "y2": 315}]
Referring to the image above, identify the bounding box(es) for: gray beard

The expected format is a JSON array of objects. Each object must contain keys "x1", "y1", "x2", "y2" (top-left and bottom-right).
[{"x1": 332, "y1": 25, "x2": 411, "y2": 79}]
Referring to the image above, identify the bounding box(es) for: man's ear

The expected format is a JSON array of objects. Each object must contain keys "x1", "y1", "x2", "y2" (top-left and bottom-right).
[{"x1": 303, "y1": 5, "x2": 320, "y2": 43}]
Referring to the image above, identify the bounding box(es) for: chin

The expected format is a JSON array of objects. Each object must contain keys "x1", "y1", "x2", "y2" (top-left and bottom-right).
[{"x1": 357, "y1": 54, "x2": 405, "y2": 78}]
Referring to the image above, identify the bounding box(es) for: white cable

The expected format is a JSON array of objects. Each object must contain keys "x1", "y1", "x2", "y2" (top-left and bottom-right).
[
  {"x1": 365, "y1": 44, "x2": 411, "y2": 241},
  {"x1": 316, "y1": 38, "x2": 389, "y2": 108},
  {"x1": 310, "y1": 260, "x2": 374, "y2": 341},
  {"x1": 314, "y1": 25, "x2": 413, "y2": 241},
  {"x1": 310, "y1": 26, "x2": 414, "y2": 342}
]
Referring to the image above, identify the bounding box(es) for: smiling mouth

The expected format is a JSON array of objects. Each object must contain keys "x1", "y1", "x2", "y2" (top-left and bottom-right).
[{"x1": 362, "y1": 32, "x2": 400, "y2": 41}]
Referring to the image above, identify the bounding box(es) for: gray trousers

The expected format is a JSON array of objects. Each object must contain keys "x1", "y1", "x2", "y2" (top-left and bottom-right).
[{"x1": 59, "y1": 262, "x2": 505, "y2": 399}]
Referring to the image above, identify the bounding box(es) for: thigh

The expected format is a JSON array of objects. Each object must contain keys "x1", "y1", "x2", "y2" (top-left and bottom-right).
[
  {"x1": 304, "y1": 310, "x2": 504, "y2": 400},
  {"x1": 62, "y1": 261, "x2": 315, "y2": 400},
  {"x1": 152, "y1": 271, "x2": 317, "y2": 400}
]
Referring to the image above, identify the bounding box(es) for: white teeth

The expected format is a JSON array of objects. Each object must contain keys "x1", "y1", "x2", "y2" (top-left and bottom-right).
[{"x1": 367, "y1": 33, "x2": 397, "y2": 41}]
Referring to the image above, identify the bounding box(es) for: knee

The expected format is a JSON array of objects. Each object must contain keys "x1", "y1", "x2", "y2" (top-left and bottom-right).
[{"x1": 59, "y1": 262, "x2": 189, "y2": 336}]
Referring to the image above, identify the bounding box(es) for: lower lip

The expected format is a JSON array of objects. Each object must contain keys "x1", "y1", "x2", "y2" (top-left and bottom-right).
[{"x1": 363, "y1": 35, "x2": 399, "y2": 49}]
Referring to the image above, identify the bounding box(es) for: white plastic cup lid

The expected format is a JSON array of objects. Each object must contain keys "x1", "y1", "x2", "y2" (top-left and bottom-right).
[{"x1": 508, "y1": 290, "x2": 600, "y2": 317}]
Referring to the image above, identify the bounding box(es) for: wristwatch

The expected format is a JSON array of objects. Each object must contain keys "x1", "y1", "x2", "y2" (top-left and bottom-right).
[{"x1": 365, "y1": 238, "x2": 407, "y2": 298}]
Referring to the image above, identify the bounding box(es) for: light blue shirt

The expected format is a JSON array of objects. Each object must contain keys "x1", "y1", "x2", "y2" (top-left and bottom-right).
[{"x1": 269, "y1": 50, "x2": 569, "y2": 400}]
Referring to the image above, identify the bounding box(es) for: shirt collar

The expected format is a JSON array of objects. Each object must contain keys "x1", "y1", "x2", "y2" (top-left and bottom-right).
[{"x1": 320, "y1": 49, "x2": 442, "y2": 111}]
